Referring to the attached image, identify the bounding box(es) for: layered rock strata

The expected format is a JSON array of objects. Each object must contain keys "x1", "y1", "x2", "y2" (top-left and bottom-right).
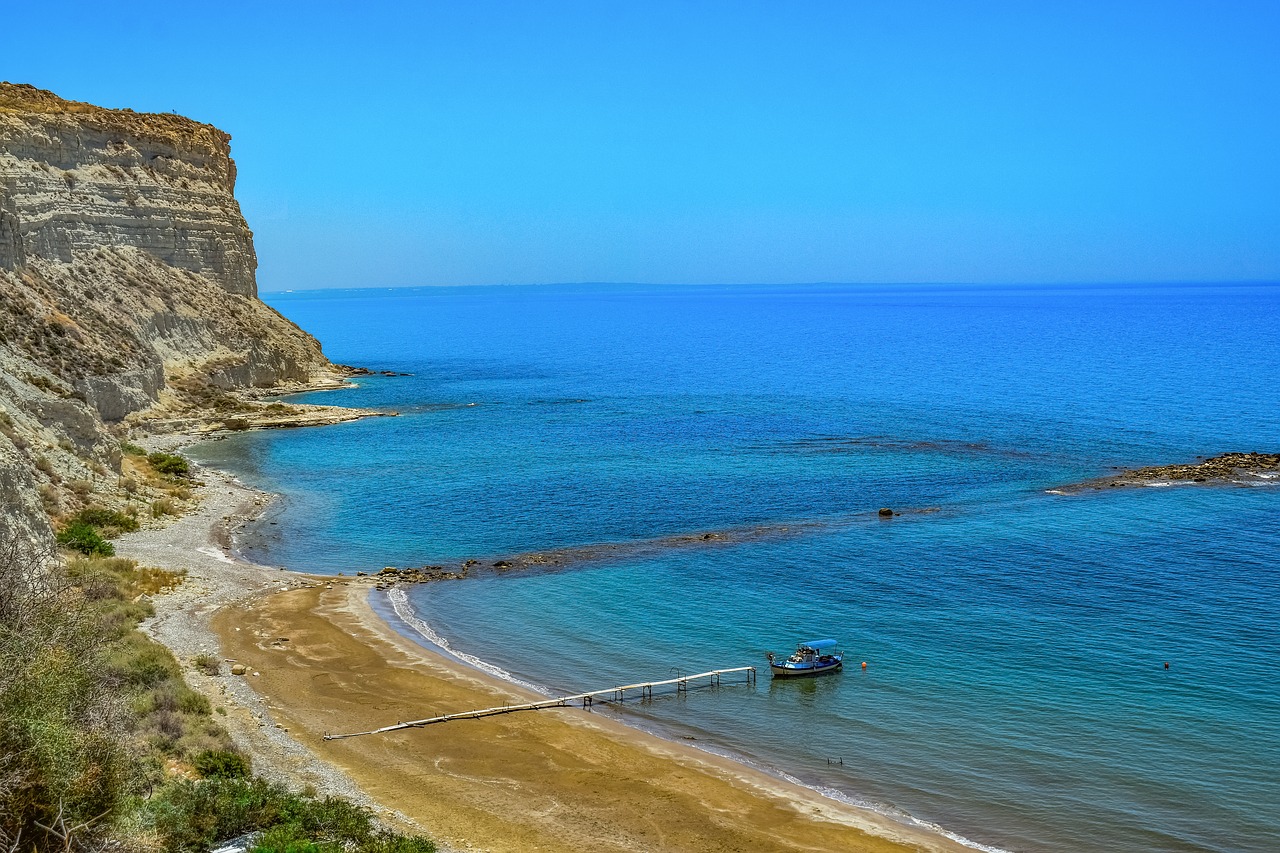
[
  {"x1": 0, "y1": 83, "x2": 256, "y2": 294},
  {"x1": 0, "y1": 83, "x2": 359, "y2": 551}
]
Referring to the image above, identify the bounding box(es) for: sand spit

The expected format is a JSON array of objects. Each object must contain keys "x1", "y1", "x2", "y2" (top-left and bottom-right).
[{"x1": 115, "y1": 459, "x2": 973, "y2": 853}]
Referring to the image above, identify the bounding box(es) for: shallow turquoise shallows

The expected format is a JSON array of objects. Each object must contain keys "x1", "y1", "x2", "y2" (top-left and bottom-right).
[{"x1": 191, "y1": 283, "x2": 1280, "y2": 853}]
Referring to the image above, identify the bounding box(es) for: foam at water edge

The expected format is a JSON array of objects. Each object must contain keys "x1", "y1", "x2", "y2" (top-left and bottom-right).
[
  {"x1": 385, "y1": 586, "x2": 550, "y2": 696},
  {"x1": 382, "y1": 587, "x2": 1013, "y2": 853}
]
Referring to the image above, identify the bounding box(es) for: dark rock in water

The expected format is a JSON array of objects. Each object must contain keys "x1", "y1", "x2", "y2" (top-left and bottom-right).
[
  {"x1": 878, "y1": 507, "x2": 894, "y2": 517},
  {"x1": 493, "y1": 560, "x2": 513, "y2": 569}
]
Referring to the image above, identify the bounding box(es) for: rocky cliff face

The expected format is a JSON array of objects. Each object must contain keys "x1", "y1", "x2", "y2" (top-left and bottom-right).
[
  {"x1": 0, "y1": 83, "x2": 351, "y2": 550},
  {"x1": 0, "y1": 83, "x2": 256, "y2": 295}
]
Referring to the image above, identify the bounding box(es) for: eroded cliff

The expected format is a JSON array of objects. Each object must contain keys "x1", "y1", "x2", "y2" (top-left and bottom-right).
[
  {"x1": 0, "y1": 83, "x2": 256, "y2": 293},
  {"x1": 0, "y1": 83, "x2": 356, "y2": 549}
]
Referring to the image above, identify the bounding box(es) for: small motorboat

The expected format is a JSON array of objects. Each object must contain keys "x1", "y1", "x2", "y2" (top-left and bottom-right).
[{"x1": 767, "y1": 639, "x2": 843, "y2": 678}]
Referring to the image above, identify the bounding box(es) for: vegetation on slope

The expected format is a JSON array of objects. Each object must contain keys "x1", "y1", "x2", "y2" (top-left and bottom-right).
[{"x1": 0, "y1": 539, "x2": 435, "y2": 852}]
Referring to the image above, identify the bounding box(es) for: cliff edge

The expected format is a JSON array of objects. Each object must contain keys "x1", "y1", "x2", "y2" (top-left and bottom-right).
[{"x1": 0, "y1": 83, "x2": 357, "y2": 549}]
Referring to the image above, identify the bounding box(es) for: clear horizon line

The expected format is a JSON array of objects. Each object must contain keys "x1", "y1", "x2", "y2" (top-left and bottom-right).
[{"x1": 259, "y1": 279, "x2": 1280, "y2": 295}]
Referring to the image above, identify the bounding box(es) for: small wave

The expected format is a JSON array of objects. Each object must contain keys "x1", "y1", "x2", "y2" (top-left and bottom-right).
[
  {"x1": 771, "y1": 772, "x2": 1013, "y2": 853},
  {"x1": 384, "y1": 588, "x2": 549, "y2": 696}
]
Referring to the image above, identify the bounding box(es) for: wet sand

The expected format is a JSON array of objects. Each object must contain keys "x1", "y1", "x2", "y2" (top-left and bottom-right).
[{"x1": 215, "y1": 582, "x2": 972, "y2": 853}]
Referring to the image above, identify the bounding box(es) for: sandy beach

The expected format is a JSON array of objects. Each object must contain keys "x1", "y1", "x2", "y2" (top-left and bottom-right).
[{"x1": 120, "y1": 461, "x2": 973, "y2": 853}]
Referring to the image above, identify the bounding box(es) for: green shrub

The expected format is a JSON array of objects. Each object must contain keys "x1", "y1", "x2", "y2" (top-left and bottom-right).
[
  {"x1": 253, "y1": 824, "x2": 329, "y2": 853},
  {"x1": 179, "y1": 688, "x2": 212, "y2": 716},
  {"x1": 141, "y1": 683, "x2": 209, "y2": 716},
  {"x1": 194, "y1": 653, "x2": 221, "y2": 676},
  {"x1": 193, "y1": 749, "x2": 251, "y2": 780},
  {"x1": 0, "y1": 540, "x2": 133, "y2": 848},
  {"x1": 106, "y1": 632, "x2": 180, "y2": 688},
  {"x1": 68, "y1": 505, "x2": 140, "y2": 535},
  {"x1": 56, "y1": 521, "x2": 114, "y2": 556},
  {"x1": 142, "y1": 777, "x2": 436, "y2": 853},
  {"x1": 147, "y1": 451, "x2": 190, "y2": 477},
  {"x1": 120, "y1": 441, "x2": 147, "y2": 456}
]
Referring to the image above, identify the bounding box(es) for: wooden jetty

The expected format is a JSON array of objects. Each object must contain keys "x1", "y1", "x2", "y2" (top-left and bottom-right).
[{"x1": 323, "y1": 666, "x2": 757, "y2": 740}]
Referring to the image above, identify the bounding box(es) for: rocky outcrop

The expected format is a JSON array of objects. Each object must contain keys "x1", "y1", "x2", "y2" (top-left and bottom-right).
[
  {"x1": 1054, "y1": 452, "x2": 1280, "y2": 493},
  {"x1": 1117, "y1": 452, "x2": 1280, "y2": 483},
  {"x1": 0, "y1": 83, "x2": 357, "y2": 552}
]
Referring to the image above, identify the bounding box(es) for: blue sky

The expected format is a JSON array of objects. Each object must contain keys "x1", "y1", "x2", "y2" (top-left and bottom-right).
[{"x1": 4, "y1": 1, "x2": 1279, "y2": 289}]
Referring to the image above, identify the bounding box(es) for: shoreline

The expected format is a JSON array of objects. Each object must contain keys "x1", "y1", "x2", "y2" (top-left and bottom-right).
[
  {"x1": 215, "y1": 565, "x2": 976, "y2": 853},
  {"x1": 372, "y1": 586, "x2": 1011, "y2": 853},
  {"x1": 117, "y1": 451, "x2": 981, "y2": 853},
  {"x1": 113, "y1": 458, "x2": 422, "y2": 831}
]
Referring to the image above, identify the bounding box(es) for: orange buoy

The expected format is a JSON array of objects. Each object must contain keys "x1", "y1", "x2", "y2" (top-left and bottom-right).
[{"x1": 861, "y1": 661, "x2": 867, "y2": 670}]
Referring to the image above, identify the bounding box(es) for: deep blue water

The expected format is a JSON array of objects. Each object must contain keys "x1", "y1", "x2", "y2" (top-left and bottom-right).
[{"x1": 192, "y1": 283, "x2": 1280, "y2": 853}]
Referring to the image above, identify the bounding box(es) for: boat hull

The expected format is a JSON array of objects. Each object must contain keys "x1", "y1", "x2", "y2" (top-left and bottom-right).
[{"x1": 769, "y1": 659, "x2": 843, "y2": 678}]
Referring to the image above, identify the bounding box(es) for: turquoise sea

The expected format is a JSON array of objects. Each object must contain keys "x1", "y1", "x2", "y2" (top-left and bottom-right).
[{"x1": 192, "y1": 283, "x2": 1280, "y2": 853}]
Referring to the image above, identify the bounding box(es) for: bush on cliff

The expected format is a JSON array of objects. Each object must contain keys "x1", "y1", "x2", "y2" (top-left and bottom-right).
[
  {"x1": 55, "y1": 520, "x2": 115, "y2": 556},
  {"x1": 69, "y1": 506, "x2": 140, "y2": 535},
  {"x1": 147, "y1": 451, "x2": 190, "y2": 477},
  {"x1": 55, "y1": 507, "x2": 142, "y2": 556}
]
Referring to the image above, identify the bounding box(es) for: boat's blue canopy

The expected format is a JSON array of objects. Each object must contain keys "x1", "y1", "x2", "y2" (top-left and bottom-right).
[{"x1": 800, "y1": 639, "x2": 838, "y2": 650}]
